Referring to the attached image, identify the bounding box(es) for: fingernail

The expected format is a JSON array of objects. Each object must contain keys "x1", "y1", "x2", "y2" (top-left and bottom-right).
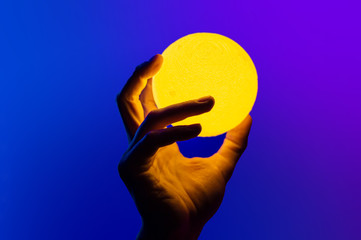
[{"x1": 197, "y1": 96, "x2": 213, "y2": 103}]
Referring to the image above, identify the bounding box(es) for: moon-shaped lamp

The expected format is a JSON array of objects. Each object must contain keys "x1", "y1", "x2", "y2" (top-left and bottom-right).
[{"x1": 153, "y1": 32, "x2": 258, "y2": 137}]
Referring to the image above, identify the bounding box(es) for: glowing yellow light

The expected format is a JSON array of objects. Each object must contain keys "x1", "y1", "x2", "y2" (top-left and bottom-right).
[{"x1": 153, "y1": 33, "x2": 258, "y2": 137}]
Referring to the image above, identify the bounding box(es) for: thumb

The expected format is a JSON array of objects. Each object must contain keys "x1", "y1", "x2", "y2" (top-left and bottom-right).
[{"x1": 212, "y1": 115, "x2": 252, "y2": 181}]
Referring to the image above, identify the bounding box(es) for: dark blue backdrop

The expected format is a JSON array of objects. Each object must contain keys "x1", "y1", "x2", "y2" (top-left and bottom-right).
[{"x1": 1, "y1": 0, "x2": 361, "y2": 239}]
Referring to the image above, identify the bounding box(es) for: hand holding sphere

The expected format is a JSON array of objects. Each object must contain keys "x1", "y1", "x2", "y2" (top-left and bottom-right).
[{"x1": 117, "y1": 54, "x2": 253, "y2": 239}]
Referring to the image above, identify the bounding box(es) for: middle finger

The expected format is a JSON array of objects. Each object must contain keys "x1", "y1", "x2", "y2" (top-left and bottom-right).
[{"x1": 134, "y1": 96, "x2": 215, "y2": 142}]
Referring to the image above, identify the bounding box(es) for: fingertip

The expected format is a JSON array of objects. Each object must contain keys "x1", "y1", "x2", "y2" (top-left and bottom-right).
[
  {"x1": 209, "y1": 95, "x2": 215, "y2": 102},
  {"x1": 197, "y1": 95, "x2": 214, "y2": 103},
  {"x1": 149, "y1": 54, "x2": 163, "y2": 65},
  {"x1": 183, "y1": 123, "x2": 202, "y2": 140},
  {"x1": 155, "y1": 53, "x2": 163, "y2": 60},
  {"x1": 196, "y1": 96, "x2": 215, "y2": 112},
  {"x1": 244, "y1": 114, "x2": 253, "y2": 126},
  {"x1": 188, "y1": 123, "x2": 202, "y2": 133},
  {"x1": 209, "y1": 96, "x2": 215, "y2": 108},
  {"x1": 148, "y1": 54, "x2": 163, "y2": 75},
  {"x1": 154, "y1": 53, "x2": 163, "y2": 60},
  {"x1": 226, "y1": 114, "x2": 253, "y2": 137}
]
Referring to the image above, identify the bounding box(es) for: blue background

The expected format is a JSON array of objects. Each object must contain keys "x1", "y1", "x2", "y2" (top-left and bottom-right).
[{"x1": 1, "y1": 0, "x2": 361, "y2": 239}]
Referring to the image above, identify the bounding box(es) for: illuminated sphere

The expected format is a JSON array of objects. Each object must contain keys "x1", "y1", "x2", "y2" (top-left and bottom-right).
[{"x1": 153, "y1": 33, "x2": 258, "y2": 137}]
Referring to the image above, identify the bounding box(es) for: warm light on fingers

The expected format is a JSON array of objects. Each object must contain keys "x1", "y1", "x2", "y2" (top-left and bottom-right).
[{"x1": 153, "y1": 33, "x2": 258, "y2": 137}]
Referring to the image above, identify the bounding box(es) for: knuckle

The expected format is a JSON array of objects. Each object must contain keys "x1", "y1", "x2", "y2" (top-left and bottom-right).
[
  {"x1": 117, "y1": 88, "x2": 137, "y2": 104},
  {"x1": 116, "y1": 92, "x2": 125, "y2": 103},
  {"x1": 227, "y1": 137, "x2": 248, "y2": 155},
  {"x1": 117, "y1": 151, "x2": 140, "y2": 182},
  {"x1": 244, "y1": 139, "x2": 249, "y2": 149},
  {"x1": 237, "y1": 142, "x2": 248, "y2": 155},
  {"x1": 145, "y1": 109, "x2": 160, "y2": 121},
  {"x1": 117, "y1": 89, "x2": 131, "y2": 103},
  {"x1": 117, "y1": 153, "x2": 129, "y2": 177},
  {"x1": 117, "y1": 160, "x2": 132, "y2": 185},
  {"x1": 238, "y1": 140, "x2": 248, "y2": 152},
  {"x1": 133, "y1": 65, "x2": 141, "y2": 74},
  {"x1": 143, "y1": 131, "x2": 156, "y2": 142},
  {"x1": 133, "y1": 62, "x2": 147, "y2": 76}
]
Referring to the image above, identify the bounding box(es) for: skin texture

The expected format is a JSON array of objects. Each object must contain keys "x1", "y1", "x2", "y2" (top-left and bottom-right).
[{"x1": 117, "y1": 54, "x2": 252, "y2": 240}]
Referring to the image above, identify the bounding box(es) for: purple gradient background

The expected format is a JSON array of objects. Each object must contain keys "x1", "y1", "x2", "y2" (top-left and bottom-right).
[{"x1": 1, "y1": 0, "x2": 361, "y2": 239}]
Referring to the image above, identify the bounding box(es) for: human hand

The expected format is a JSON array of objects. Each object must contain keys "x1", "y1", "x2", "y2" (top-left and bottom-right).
[{"x1": 117, "y1": 54, "x2": 252, "y2": 240}]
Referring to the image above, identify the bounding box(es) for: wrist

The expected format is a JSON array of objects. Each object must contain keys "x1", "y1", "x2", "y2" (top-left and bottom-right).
[{"x1": 137, "y1": 221, "x2": 203, "y2": 240}]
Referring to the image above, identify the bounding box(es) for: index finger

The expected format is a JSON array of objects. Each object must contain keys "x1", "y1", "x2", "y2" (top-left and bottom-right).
[{"x1": 117, "y1": 54, "x2": 163, "y2": 140}]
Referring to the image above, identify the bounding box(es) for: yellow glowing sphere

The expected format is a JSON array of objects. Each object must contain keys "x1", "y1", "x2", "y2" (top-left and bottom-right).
[{"x1": 153, "y1": 33, "x2": 258, "y2": 137}]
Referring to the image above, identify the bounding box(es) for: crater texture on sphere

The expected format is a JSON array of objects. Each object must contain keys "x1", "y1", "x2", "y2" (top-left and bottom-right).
[{"x1": 153, "y1": 33, "x2": 258, "y2": 137}]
